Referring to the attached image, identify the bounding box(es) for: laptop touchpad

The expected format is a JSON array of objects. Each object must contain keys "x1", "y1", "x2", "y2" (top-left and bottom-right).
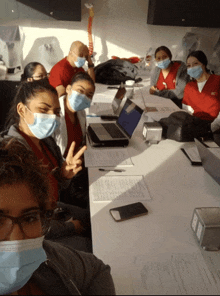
[{"x1": 94, "y1": 124, "x2": 111, "y2": 141}]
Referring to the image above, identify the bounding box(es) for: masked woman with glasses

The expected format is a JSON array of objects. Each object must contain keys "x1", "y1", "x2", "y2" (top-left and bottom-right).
[
  {"x1": 0, "y1": 138, "x2": 115, "y2": 295},
  {"x1": 149, "y1": 46, "x2": 190, "y2": 108},
  {"x1": 21, "y1": 62, "x2": 49, "y2": 82},
  {"x1": 182, "y1": 50, "x2": 220, "y2": 122},
  {"x1": 1, "y1": 79, "x2": 91, "y2": 246}
]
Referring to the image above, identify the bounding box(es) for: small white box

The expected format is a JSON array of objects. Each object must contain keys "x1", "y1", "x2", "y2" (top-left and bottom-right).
[
  {"x1": 191, "y1": 207, "x2": 220, "y2": 251},
  {"x1": 143, "y1": 122, "x2": 162, "y2": 144}
]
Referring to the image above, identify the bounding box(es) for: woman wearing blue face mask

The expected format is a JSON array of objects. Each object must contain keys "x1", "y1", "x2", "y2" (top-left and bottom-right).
[
  {"x1": 150, "y1": 46, "x2": 190, "y2": 108},
  {"x1": 54, "y1": 71, "x2": 95, "y2": 158},
  {"x1": 52, "y1": 72, "x2": 95, "y2": 208},
  {"x1": 2, "y1": 80, "x2": 92, "y2": 241},
  {"x1": 0, "y1": 138, "x2": 115, "y2": 295},
  {"x1": 182, "y1": 50, "x2": 220, "y2": 121}
]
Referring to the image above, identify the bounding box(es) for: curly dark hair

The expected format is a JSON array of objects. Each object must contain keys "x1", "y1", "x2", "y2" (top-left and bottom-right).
[{"x1": 0, "y1": 137, "x2": 50, "y2": 211}]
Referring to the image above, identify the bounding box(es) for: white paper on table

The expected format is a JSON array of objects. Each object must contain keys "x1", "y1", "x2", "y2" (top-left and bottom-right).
[
  {"x1": 92, "y1": 84, "x2": 117, "y2": 103},
  {"x1": 91, "y1": 175, "x2": 151, "y2": 202},
  {"x1": 130, "y1": 252, "x2": 220, "y2": 295},
  {"x1": 84, "y1": 148, "x2": 134, "y2": 167}
]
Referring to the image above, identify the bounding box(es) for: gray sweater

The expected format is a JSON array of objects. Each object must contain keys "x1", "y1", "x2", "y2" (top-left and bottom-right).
[
  {"x1": 150, "y1": 60, "x2": 190, "y2": 100},
  {"x1": 31, "y1": 240, "x2": 116, "y2": 295}
]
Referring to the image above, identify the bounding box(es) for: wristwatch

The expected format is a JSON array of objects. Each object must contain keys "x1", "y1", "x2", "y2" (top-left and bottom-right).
[{"x1": 88, "y1": 63, "x2": 94, "y2": 68}]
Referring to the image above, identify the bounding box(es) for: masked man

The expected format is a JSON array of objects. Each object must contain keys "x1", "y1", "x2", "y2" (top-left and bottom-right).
[{"x1": 49, "y1": 41, "x2": 95, "y2": 97}]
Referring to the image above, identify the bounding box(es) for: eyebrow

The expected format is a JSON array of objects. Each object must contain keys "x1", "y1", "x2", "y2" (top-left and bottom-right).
[
  {"x1": 0, "y1": 206, "x2": 40, "y2": 216},
  {"x1": 20, "y1": 207, "x2": 41, "y2": 214},
  {"x1": 38, "y1": 102, "x2": 52, "y2": 108},
  {"x1": 76, "y1": 85, "x2": 94, "y2": 94},
  {"x1": 76, "y1": 85, "x2": 87, "y2": 91},
  {"x1": 38, "y1": 103, "x2": 61, "y2": 111}
]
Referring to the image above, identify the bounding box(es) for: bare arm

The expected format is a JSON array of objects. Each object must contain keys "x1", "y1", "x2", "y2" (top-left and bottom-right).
[{"x1": 56, "y1": 85, "x2": 66, "y2": 98}]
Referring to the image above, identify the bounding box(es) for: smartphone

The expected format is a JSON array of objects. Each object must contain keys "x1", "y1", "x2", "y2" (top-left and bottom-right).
[{"x1": 109, "y1": 202, "x2": 148, "y2": 222}]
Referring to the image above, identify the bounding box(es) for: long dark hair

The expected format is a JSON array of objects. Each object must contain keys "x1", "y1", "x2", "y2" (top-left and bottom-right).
[
  {"x1": 5, "y1": 79, "x2": 58, "y2": 130},
  {"x1": 155, "y1": 46, "x2": 172, "y2": 60},
  {"x1": 21, "y1": 62, "x2": 45, "y2": 81}
]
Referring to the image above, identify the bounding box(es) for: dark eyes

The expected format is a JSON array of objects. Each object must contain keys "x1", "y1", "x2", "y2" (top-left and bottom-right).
[
  {"x1": 38, "y1": 108, "x2": 60, "y2": 116},
  {"x1": 39, "y1": 108, "x2": 48, "y2": 113},
  {"x1": 187, "y1": 63, "x2": 198, "y2": 68},
  {"x1": 156, "y1": 56, "x2": 168, "y2": 61},
  {"x1": 22, "y1": 213, "x2": 40, "y2": 224}
]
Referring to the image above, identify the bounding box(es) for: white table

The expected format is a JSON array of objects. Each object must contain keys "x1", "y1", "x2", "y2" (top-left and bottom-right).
[{"x1": 87, "y1": 80, "x2": 220, "y2": 295}]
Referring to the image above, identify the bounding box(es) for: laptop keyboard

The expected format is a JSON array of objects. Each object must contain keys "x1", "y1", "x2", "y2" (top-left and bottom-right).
[{"x1": 102, "y1": 123, "x2": 126, "y2": 138}]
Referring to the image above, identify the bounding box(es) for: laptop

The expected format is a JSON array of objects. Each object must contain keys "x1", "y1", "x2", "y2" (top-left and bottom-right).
[
  {"x1": 87, "y1": 98, "x2": 143, "y2": 147},
  {"x1": 88, "y1": 83, "x2": 126, "y2": 116},
  {"x1": 194, "y1": 138, "x2": 220, "y2": 185}
]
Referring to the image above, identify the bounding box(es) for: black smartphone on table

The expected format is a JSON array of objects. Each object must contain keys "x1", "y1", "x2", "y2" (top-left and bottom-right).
[{"x1": 109, "y1": 202, "x2": 148, "y2": 222}]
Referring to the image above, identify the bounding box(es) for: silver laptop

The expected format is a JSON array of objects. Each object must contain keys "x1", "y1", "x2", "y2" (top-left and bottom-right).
[
  {"x1": 88, "y1": 83, "x2": 126, "y2": 116},
  {"x1": 195, "y1": 138, "x2": 220, "y2": 185},
  {"x1": 88, "y1": 98, "x2": 143, "y2": 144}
]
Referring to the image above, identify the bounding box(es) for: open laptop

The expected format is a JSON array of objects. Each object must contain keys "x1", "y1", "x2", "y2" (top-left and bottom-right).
[
  {"x1": 194, "y1": 138, "x2": 220, "y2": 185},
  {"x1": 87, "y1": 98, "x2": 143, "y2": 147},
  {"x1": 88, "y1": 83, "x2": 126, "y2": 116}
]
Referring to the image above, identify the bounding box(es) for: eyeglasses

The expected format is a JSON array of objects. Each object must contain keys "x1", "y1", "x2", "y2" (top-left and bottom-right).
[
  {"x1": 32, "y1": 73, "x2": 50, "y2": 80},
  {"x1": 0, "y1": 209, "x2": 54, "y2": 241}
]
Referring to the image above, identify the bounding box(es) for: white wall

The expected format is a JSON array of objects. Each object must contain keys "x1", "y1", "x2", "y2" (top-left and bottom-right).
[{"x1": 0, "y1": 0, "x2": 220, "y2": 72}]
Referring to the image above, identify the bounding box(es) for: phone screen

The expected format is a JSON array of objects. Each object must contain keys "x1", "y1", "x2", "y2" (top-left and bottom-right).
[{"x1": 110, "y1": 202, "x2": 148, "y2": 222}]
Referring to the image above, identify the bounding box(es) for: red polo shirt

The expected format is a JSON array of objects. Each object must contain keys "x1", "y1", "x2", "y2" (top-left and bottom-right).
[
  {"x1": 49, "y1": 57, "x2": 85, "y2": 88},
  {"x1": 156, "y1": 62, "x2": 181, "y2": 90},
  {"x1": 183, "y1": 74, "x2": 220, "y2": 121}
]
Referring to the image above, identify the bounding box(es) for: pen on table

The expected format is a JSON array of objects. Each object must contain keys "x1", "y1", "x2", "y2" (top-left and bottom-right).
[{"x1": 99, "y1": 168, "x2": 125, "y2": 172}]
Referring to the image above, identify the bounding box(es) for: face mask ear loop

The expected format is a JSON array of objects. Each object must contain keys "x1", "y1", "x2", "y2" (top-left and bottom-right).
[{"x1": 23, "y1": 105, "x2": 33, "y2": 126}]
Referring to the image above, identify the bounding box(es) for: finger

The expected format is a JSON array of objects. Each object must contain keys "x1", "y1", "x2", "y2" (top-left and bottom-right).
[
  {"x1": 74, "y1": 166, "x2": 83, "y2": 175},
  {"x1": 65, "y1": 165, "x2": 83, "y2": 177},
  {"x1": 66, "y1": 141, "x2": 76, "y2": 162},
  {"x1": 72, "y1": 145, "x2": 87, "y2": 161},
  {"x1": 66, "y1": 160, "x2": 82, "y2": 170}
]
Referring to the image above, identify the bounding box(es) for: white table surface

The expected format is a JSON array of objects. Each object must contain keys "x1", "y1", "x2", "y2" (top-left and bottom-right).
[{"x1": 87, "y1": 79, "x2": 220, "y2": 295}]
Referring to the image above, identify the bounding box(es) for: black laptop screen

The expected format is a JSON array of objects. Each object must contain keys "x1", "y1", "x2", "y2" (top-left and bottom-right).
[{"x1": 117, "y1": 99, "x2": 143, "y2": 138}]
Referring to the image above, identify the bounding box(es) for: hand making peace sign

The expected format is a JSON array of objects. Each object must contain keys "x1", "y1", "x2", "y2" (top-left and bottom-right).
[{"x1": 61, "y1": 141, "x2": 87, "y2": 179}]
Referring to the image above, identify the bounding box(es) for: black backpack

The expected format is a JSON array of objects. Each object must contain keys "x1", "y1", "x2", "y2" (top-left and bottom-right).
[
  {"x1": 94, "y1": 59, "x2": 139, "y2": 85},
  {"x1": 159, "y1": 111, "x2": 212, "y2": 142}
]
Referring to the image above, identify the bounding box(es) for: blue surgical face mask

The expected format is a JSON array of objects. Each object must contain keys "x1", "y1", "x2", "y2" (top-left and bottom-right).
[
  {"x1": 0, "y1": 236, "x2": 47, "y2": 295},
  {"x1": 156, "y1": 58, "x2": 171, "y2": 69},
  {"x1": 74, "y1": 56, "x2": 86, "y2": 68},
  {"x1": 68, "y1": 90, "x2": 91, "y2": 111},
  {"x1": 187, "y1": 65, "x2": 203, "y2": 79},
  {"x1": 25, "y1": 107, "x2": 60, "y2": 139}
]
